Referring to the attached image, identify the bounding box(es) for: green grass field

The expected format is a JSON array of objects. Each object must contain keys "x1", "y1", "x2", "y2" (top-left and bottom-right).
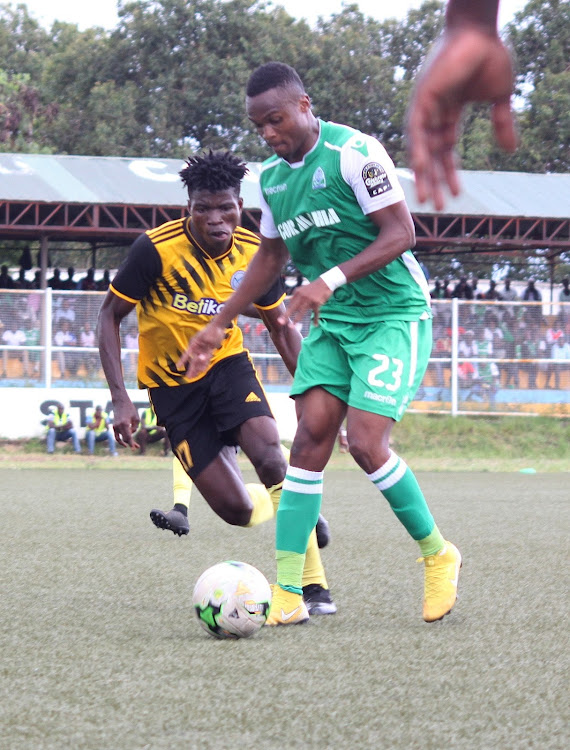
[{"x1": 0, "y1": 467, "x2": 567, "y2": 749}]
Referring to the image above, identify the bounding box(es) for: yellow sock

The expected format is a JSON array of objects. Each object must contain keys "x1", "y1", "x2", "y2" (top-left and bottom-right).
[
  {"x1": 301, "y1": 529, "x2": 328, "y2": 589},
  {"x1": 173, "y1": 456, "x2": 192, "y2": 509},
  {"x1": 244, "y1": 483, "x2": 274, "y2": 527}
]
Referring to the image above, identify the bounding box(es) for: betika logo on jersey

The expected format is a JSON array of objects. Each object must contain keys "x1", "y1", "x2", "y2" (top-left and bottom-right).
[
  {"x1": 172, "y1": 294, "x2": 224, "y2": 316},
  {"x1": 277, "y1": 208, "x2": 341, "y2": 240}
]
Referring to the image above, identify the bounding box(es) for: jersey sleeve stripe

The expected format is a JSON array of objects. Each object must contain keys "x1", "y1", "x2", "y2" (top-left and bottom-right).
[
  {"x1": 110, "y1": 284, "x2": 139, "y2": 304},
  {"x1": 254, "y1": 292, "x2": 286, "y2": 311}
]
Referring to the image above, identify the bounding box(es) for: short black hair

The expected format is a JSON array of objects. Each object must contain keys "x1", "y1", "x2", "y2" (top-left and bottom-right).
[
  {"x1": 246, "y1": 62, "x2": 305, "y2": 98},
  {"x1": 179, "y1": 150, "x2": 247, "y2": 195}
]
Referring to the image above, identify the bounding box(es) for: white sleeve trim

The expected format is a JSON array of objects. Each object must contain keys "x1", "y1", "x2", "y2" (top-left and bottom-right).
[{"x1": 258, "y1": 183, "x2": 280, "y2": 239}]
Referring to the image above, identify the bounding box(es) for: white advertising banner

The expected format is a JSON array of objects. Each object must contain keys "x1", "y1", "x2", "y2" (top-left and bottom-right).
[{"x1": 0, "y1": 388, "x2": 298, "y2": 442}]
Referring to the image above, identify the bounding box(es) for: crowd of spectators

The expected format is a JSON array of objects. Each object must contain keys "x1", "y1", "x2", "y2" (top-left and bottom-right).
[
  {"x1": 429, "y1": 276, "x2": 570, "y2": 395},
  {"x1": 1, "y1": 267, "x2": 569, "y2": 391}
]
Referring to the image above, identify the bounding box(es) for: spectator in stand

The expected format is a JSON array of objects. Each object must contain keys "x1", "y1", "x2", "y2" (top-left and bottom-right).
[
  {"x1": 48, "y1": 268, "x2": 63, "y2": 289},
  {"x1": 53, "y1": 319, "x2": 78, "y2": 377},
  {"x1": 452, "y1": 276, "x2": 473, "y2": 300},
  {"x1": 96, "y1": 270, "x2": 111, "y2": 291},
  {"x1": 61, "y1": 267, "x2": 77, "y2": 290},
  {"x1": 134, "y1": 404, "x2": 171, "y2": 456},
  {"x1": 546, "y1": 333, "x2": 570, "y2": 390},
  {"x1": 22, "y1": 318, "x2": 40, "y2": 377},
  {"x1": 0, "y1": 265, "x2": 14, "y2": 289},
  {"x1": 79, "y1": 268, "x2": 97, "y2": 291},
  {"x1": 14, "y1": 294, "x2": 32, "y2": 329},
  {"x1": 13, "y1": 268, "x2": 31, "y2": 289},
  {"x1": 457, "y1": 329, "x2": 479, "y2": 397},
  {"x1": 54, "y1": 296, "x2": 76, "y2": 326},
  {"x1": 31, "y1": 270, "x2": 42, "y2": 289},
  {"x1": 501, "y1": 277, "x2": 518, "y2": 303},
  {"x1": 123, "y1": 324, "x2": 139, "y2": 377},
  {"x1": 522, "y1": 279, "x2": 542, "y2": 326},
  {"x1": 430, "y1": 279, "x2": 446, "y2": 299},
  {"x1": 79, "y1": 321, "x2": 99, "y2": 372},
  {"x1": 44, "y1": 402, "x2": 81, "y2": 454},
  {"x1": 545, "y1": 314, "x2": 565, "y2": 347},
  {"x1": 500, "y1": 277, "x2": 518, "y2": 326},
  {"x1": 1, "y1": 322, "x2": 26, "y2": 375},
  {"x1": 558, "y1": 278, "x2": 570, "y2": 326},
  {"x1": 483, "y1": 279, "x2": 502, "y2": 301},
  {"x1": 25, "y1": 284, "x2": 41, "y2": 324},
  {"x1": 430, "y1": 319, "x2": 450, "y2": 393},
  {"x1": 85, "y1": 405, "x2": 118, "y2": 456},
  {"x1": 484, "y1": 313, "x2": 506, "y2": 381},
  {"x1": 519, "y1": 322, "x2": 538, "y2": 389}
]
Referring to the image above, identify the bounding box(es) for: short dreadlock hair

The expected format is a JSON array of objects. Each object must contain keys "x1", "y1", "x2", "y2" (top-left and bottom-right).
[
  {"x1": 246, "y1": 62, "x2": 305, "y2": 98},
  {"x1": 179, "y1": 150, "x2": 248, "y2": 196}
]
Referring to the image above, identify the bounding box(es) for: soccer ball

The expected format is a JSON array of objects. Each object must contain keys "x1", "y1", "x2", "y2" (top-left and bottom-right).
[{"x1": 192, "y1": 561, "x2": 272, "y2": 639}]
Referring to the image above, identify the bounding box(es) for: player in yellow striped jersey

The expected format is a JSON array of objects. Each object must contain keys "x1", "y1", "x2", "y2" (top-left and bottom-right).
[{"x1": 97, "y1": 150, "x2": 335, "y2": 615}]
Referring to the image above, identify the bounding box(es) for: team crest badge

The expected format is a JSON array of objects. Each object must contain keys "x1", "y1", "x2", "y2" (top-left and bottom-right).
[
  {"x1": 230, "y1": 270, "x2": 246, "y2": 290},
  {"x1": 312, "y1": 167, "x2": 326, "y2": 190}
]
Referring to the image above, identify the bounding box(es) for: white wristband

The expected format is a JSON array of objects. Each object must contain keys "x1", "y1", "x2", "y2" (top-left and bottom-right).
[{"x1": 319, "y1": 266, "x2": 347, "y2": 292}]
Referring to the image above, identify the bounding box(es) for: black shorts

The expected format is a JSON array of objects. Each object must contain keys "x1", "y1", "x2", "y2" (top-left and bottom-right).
[{"x1": 149, "y1": 352, "x2": 274, "y2": 478}]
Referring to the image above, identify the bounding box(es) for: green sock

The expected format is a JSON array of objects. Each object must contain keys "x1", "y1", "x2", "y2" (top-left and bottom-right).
[
  {"x1": 275, "y1": 466, "x2": 323, "y2": 593},
  {"x1": 367, "y1": 451, "x2": 435, "y2": 541}
]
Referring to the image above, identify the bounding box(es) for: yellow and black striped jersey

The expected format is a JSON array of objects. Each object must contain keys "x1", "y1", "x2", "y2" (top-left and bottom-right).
[{"x1": 110, "y1": 216, "x2": 285, "y2": 388}]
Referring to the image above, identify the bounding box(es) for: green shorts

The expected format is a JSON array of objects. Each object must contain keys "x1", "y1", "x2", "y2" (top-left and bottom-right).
[{"x1": 290, "y1": 315, "x2": 432, "y2": 421}]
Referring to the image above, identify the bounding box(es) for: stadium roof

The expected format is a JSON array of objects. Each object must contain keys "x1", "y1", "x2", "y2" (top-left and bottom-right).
[
  {"x1": 0, "y1": 154, "x2": 568, "y2": 254},
  {"x1": 1, "y1": 153, "x2": 569, "y2": 218}
]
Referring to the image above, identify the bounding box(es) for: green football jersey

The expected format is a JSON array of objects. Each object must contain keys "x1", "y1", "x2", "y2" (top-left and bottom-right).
[{"x1": 259, "y1": 119, "x2": 431, "y2": 323}]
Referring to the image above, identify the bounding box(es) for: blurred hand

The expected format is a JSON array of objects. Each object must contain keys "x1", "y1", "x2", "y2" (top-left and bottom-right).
[
  {"x1": 177, "y1": 321, "x2": 226, "y2": 378},
  {"x1": 406, "y1": 27, "x2": 517, "y2": 210},
  {"x1": 279, "y1": 278, "x2": 333, "y2": 326},
  {"x1": 112, "y1": 399, "x2": 140, "y2": 450}
]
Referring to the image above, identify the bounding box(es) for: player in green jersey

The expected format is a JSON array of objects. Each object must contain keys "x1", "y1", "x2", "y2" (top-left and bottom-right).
[{"x1": 180, "y1": 64, "x2": 461, "y2": 625}]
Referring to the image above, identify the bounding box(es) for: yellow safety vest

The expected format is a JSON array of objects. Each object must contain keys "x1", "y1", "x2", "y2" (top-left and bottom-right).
[{"x1": 143, "y1": 408, "x2": 158, "y2": 434}]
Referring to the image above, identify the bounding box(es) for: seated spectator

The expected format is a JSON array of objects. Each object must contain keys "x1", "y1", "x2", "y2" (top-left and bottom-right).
[
  {"x1": 135, "y1": 405, "x2": 170, "y2": 456},
  {"x1": 2, "y1": 323, "x2": 26, "y2": 375},
  {"x1": 54, "y1": 296, "x2": 76, "y2": 325},
  {"x1": 546, "y1": 334, "x2": 570, "y2": 390},
  {"x1": 44, "y1": 402, "x2": 81, "y2": 454},
  {"x1": 53, "y1": 320, "x2": 79, "y2": 376},
  {"x1": 430, "y1": 319, "x2": 450, "y2": 390},
  {"x1": 79, "y1": 321, "x2": 99, "y2": 372},
  {"x1": 123, "y1": 325, "x2": 139, "y2": 377},
  {"x1": 519, "y1": 323, "x2": 539, "y2": 389},
  {"x1": 483, "y1": 314, "x2": 506, "y2": 379},
  {"x1": 85, "y1": 405, "x2": 118, "y2": 456},
  {"x1": 545, "y1": 314, "x2": 565, "y2": 346},
  {"x1": 457, "y1": 330, "x2": 479, "y2": 391},
  {"x1": 22, "y1": 319, "x2": 40, "y2": 377}
]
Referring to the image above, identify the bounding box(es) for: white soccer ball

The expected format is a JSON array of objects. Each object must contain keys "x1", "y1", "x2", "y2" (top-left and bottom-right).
[{"x1": 192, "y1": 561, "x2": 272, "y2": 639}]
